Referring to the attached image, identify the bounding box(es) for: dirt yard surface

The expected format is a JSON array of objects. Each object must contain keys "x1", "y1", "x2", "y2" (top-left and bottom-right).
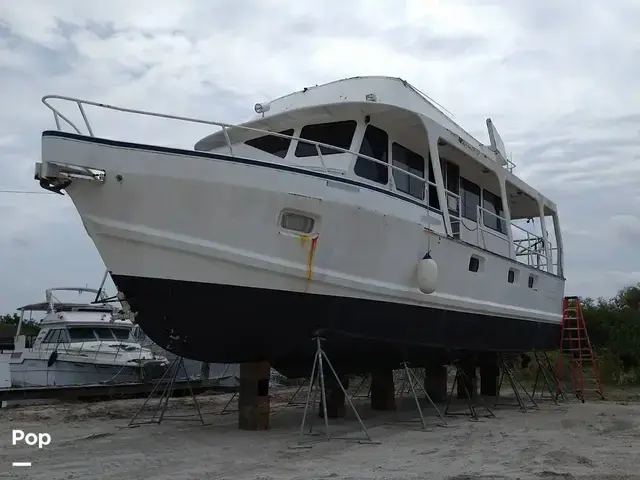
[{"x1": 1, "y1": 388, "x2": 639, "y2": 479}]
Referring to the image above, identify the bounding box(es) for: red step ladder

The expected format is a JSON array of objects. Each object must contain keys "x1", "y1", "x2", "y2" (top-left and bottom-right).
[{"x1": 555, "y1": 296, "x2": 604, "y2": 402}]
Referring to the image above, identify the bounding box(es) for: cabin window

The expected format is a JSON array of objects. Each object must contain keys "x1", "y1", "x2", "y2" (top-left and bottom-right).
[
  {"x1": 427, "y1": 158, "x2": 440, "y2": 210},
  {"x1": 460, "y1": 177, "x2": 481, "y2": 221},
  {"x1": 68, "y1": 327, "x2": 98, "y2": 342},
  {"x1": 508, "y1": 269, "x2": 516, "y2": 283},
  {"x1": 245, "y1": 129, "x2": 294, "y2": 158},
  {"x1": 112, "y1": 329, "x2": 132, "y2": 341},
  {"x1": 294, "y1": 120, "x2": 357, "y2": 158},
  {"x1": 93, "y1": 327, "x2": 115, "y2": 340},
  {"x1": 444, "y1": 160, "x2": 460, "y2": 194},
  {"x1": 483, "y1": 189, "x2": 507, "y2": 234},
  {"x1": 391, "y1": 142, "x2": 424, "y2": 200},
  {"x1": 528, "y1": 275, "x2": 536, "y2": 288},
  {"x1": 354, "y1": 124, "x2": 389, "y2": 184},
  {"x1": 43, "y1": 329, "x2": 62, "y2": 344},
  {"x1": 442, "y1": 160, "x2": 459, "y2": 208}
]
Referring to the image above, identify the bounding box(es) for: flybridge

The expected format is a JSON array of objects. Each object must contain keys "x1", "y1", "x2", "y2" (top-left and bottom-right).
[{"x1": 252, "y1": 76, "x2": 516, "y2": 172}]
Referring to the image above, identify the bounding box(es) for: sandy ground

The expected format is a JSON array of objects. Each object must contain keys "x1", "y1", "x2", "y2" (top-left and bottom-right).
[{"x1": 1, "y1": 387, "x2": 640, "y2": 480}]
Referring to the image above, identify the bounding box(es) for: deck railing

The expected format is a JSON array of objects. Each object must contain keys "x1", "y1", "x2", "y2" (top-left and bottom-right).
[
  {"x1": 42, "y1": 96, "x2": 540, "y2": 261},
  {"x1": 42, "y1": 95, "x2": 445, "y2": 214}
]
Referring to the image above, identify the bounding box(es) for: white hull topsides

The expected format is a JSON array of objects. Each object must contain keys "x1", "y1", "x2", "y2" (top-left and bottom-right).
[{"x1": 36, "y1": 76, "x2": 566, "y2": 356}]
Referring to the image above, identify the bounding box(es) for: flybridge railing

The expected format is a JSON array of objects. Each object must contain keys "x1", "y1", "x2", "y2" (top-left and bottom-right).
[{"x1": 42, "y1": 95, "x2": 446, "y2": 216}]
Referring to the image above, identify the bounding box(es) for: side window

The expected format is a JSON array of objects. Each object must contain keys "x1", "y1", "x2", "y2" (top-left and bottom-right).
[
  {"x1": 445, "y1": 160, "x2": 460, "y2": 194},
  {"x1": 460, "y1": 177, "x2": 480, "y2": 221},
  {"x1": 93, "y1": 328, "x2": 115, "y2": 340},
  {"x1": 391, "y1": 142, "x2": 424, "y2": 200},
  {"x1": 57, "y1": 329, "x2": 70, "y2": 343},
  {"x1": 354, "y1": 124, "x2": 389, "y2": 184},
  {"x1": 427, "y1": 158, "x2": 440, "y2": 210},
  {"x1": 294, "y1": 121, "x2": 357, "y2": 158},
  {"x1": 245, "y1": 129, "x2": 294, "y2": 158},
  {"x1": 482, "y1": 189, "x2": 507, "y2": 234},
  {"x1": 43, "y1": 329, "x2": 61, "y2": 344}
]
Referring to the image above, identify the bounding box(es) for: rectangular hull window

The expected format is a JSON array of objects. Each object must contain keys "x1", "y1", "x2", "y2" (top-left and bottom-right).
[
  {"x1": 294, "y1": 121, "x2": 357, "y2": 157},
  {"x1": 354, "y1": 124, "x2": 389, "y2": 184},
  {"x1": 280, "y1": 212, "x2": 315, "y2": 234}
]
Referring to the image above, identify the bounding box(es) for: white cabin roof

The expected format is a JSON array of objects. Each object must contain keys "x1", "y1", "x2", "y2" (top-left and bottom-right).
[
  {"x1": 194, "y1": 75, "x2": 556, "y2": 212},
  {"x1": 197, "y1": 76, "x2": 499, "y2": 162}
]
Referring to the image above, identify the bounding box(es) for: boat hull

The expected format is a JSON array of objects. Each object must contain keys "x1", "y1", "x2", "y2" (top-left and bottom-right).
[
  {"x1": 9, "y1": 359, "x2": 146, "y2": 387},
  {"x1": 113, "y1": 274, "x2": 560, "y2": 378},
  {"x1": 40, "y1": 131, "x2": 565, "y2": 377}
]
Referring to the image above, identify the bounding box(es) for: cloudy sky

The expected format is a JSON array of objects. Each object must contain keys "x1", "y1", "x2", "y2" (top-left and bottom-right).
[{"x1": 1, "y1": 0, "x2": 638, "y2": 313}]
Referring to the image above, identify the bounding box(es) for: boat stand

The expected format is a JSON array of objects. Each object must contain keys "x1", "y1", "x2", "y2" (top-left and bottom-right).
[
  {"x1": 216, "y1": 390, "x2": 239, "y2": 415},
  {"x1": 396, "y1": 367, "x2": 425, "y2": 397},
  {"x1": 444, "y1": 360, "x2": 495, "y2": 421},
  {"x1": 532, "y1": 350, "x2": 566, "y2": 403},
  {"x1": 349, "y1": 374, "x2": 372, "y2": 400},
  {"x1": 290, "y1": 336, "x2": 379, "y2": 448},
  {"x1": 493, "y1": 355, "x2": 538, "y2": 412},
  {"x1": 392, "y1": 362, "x2": 447, "y2": 430},
  {"x1": 128, "y1": 356, "x2": 208, "y2": 427},
  {"x1": 286, "y1": 378, "x2": 310, "y2": 407}
]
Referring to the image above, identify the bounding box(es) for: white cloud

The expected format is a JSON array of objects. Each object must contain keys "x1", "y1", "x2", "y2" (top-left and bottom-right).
[{"x1": 0, "y1": 0, "x2": 639, "y2": 309}]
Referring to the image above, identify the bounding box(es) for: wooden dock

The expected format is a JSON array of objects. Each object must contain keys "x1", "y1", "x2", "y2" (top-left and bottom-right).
[{"x1": 0, "y1": 379, "x2": 237, "y2": 402}]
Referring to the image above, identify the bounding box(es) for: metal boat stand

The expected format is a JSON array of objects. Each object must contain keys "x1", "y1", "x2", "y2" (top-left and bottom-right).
[
  {"x1": 532, "y1": 350, "x2": 567, "y2": 404},
  {"x1": 286, "y1": 378, "x2": 310, "y2": 407},
  {"x1": 387, "y1": 362, "x2": 447, "y2": 430},
  {"x1": 396, "y1": 367, "x2": 425, "y2": 397},
  {"x1": 349, "y1": 374, "x2": 372, "y2": 400},
  {"x1": 444, "y1": 360, "x2": 495, "y2": 421},
  {"x1": 128, "y1": 356, "x2": 208, "y2": 427},
  {"x1": 289, "y1": 335, "x2": 379, "y2": 449},
  {"x1": 493, "y1": 355, "x2": 538, "y2": 412}
]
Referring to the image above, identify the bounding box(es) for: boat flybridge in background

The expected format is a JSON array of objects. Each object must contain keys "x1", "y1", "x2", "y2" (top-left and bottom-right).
[
  {"x1": 34, "y1": 75, "x2": 565, "y2": 378},
  {"x1": 1, "y1": 286, "x2": 168, "y2": 387}
]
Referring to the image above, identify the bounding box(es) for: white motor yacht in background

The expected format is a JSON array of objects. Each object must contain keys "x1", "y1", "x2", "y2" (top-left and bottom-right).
[
  {"x1": 2, "y1": 287, "x2": 168, "y2": 387},
  {"x1": 34, "y1": 76, "x2": 566, "y2": 378}
]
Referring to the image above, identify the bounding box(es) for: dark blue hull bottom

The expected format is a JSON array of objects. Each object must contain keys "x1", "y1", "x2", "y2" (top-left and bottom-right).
[{"x1": 111, "y1": 274, "x2": 560, "y2": 378}]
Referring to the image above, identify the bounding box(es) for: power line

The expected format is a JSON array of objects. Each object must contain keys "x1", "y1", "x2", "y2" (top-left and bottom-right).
[{"x1": 0, "y1": 190, "x2": 56, "y2": 195}]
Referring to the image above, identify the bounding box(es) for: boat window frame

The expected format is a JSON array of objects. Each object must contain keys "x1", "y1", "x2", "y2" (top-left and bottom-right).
[
  {"x1": 294, "y1": 120, "x2": 358, "y2": 158},
  {"x1": 244, "y1": 128, "x2": 294, "y2": 158}
]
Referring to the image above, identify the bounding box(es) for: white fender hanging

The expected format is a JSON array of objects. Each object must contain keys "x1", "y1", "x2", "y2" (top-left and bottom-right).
[{"x1": 417, "y1": 252, "x2": 438, "y2": 294}]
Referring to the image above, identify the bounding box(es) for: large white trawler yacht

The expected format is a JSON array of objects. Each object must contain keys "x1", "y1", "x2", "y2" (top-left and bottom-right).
[{"x1": 34, "y1": 76, "x2": 565, "y2": 377}]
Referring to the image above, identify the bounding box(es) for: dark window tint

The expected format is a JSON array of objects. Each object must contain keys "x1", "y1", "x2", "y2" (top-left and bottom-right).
[
  {"x1": 392, "y1": 142, "x2": 424, "y2": 200},
  {"x1": 245, "y1": 129, "x2": 294, "y2": 158},
  {"x1": 354, "y1": 124, "x2": 388, "y2": 184},
  {"x1": 112, "y1": 329, "x2": 131, "y2": 341},
  {"x1": 445, "y1": 160, "x2": 460, "y2": 194},
  {"x1": 528, "y1": 275, "x2": 535, "y2": 288},
  {"x1": 460, "y1": 177, "x2": 480, "y2": 221},
  {"x1": 469, "y1": 256, "x2": 479, "y2": 272},
  {"x1": 483, "y1": 189, "x2": 507, "y2": 234},
  {"x1": 93, "y1": 328, "x2": 114, "y2": 340},
  {"x1": 427, "y1": 158, "x2": 440, "y2": 210},
  {"x1": 68, "y1": 327, "x2": 96, "y2": 341},
  {"x1": 508, "y1": 269, "x2": 515, "y2": 283},
  {"x1": 294, "y1": 121, "x2": 357, "y2": 158}
]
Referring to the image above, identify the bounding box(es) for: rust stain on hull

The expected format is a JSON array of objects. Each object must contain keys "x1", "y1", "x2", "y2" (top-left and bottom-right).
[{"x1": 299, "y1": 235, "x2": 319, "y2": 280}]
